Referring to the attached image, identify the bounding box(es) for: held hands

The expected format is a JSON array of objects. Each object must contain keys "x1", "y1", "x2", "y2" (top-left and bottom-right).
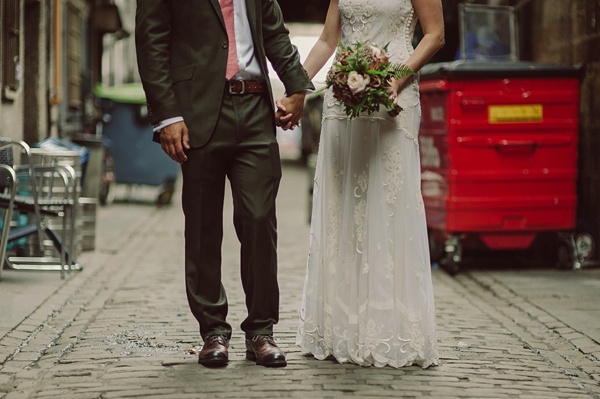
[
  {"x1": 276, "y1": 91, "x2": 306, "y2": 130},
  {"x1": 159, "y1": 121, "x2": 190, "y2": 164}
]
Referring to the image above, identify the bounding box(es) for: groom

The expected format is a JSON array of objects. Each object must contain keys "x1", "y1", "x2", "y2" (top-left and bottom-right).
[{"x1": 135, "y1": 0, "x2": 313, "y2": 367}]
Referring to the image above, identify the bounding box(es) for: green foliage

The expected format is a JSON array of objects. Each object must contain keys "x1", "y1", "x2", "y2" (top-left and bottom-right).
[{"x1": 319, "y1": 41, "x2": 416, "y2": 119}]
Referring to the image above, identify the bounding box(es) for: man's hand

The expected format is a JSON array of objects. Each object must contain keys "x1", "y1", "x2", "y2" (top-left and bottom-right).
[
  {"x1": 276, "y1": 91, "x2": 306, "y2": 130},
  {"x1": 159, "y1": 121, "x2": 190, "y2": 164}
]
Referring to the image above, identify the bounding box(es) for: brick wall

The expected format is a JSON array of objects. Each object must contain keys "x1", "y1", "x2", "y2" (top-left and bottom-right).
[{"x1": 528, "y1": 0, "x2": 600, "y2": 246}]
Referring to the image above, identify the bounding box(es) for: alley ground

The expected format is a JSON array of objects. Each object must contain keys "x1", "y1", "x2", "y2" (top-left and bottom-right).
[{"x1": 1, "y1": 162, "x2": 599, "y2": 399}]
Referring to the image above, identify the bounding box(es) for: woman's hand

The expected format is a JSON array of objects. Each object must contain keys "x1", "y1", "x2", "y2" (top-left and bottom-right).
[{"x1": 387, "y1": 76, "x2": 411, "y2": 104}]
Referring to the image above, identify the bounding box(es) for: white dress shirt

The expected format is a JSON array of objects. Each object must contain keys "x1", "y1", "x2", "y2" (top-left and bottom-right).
[
  {"x1": 154, "y1": 0, "x2": 263, "y2": 132},
  {"x1": 227, "y1": 0, "x2": 262, "y2": 80}
]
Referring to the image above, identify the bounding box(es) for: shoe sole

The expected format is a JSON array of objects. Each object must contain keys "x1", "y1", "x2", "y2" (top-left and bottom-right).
[
  {"x1": 198, "y1": 355, "x2": 228, "y2": 367},
  {"x1": 246, "y1": 350, "x2": 287, "y2": 367}
]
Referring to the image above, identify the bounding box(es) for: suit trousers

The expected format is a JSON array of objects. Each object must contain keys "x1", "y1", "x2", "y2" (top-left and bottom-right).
[{"x1": 180, "y1": 91, "x2": 281, "y2": 340}]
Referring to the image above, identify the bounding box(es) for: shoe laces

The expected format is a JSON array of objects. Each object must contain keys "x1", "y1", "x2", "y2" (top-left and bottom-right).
[
  {"x1": 252, "y1": 334, "x2": 276, "y2": 345},
  {"x1": 206, "y1": 334, "x2": 227, "y2": 346}
]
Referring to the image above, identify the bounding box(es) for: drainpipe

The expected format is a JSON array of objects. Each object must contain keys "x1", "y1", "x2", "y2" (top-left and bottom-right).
[{"x1": 49, "y1": 0, "x2": 61, "y2": 105}]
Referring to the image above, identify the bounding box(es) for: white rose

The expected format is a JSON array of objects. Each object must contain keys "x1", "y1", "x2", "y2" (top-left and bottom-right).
[
  {"x1": 347, "y1": 71, "x2": 370, "y2": 95},
  {"x1": 371, "y1": 46, "x2": 382, "y2": 58}
]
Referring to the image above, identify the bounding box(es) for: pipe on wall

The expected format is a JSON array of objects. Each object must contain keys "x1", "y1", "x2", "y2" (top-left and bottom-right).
[{"x1": 49, "y1": 0, "x2": 61, "y2": 105}]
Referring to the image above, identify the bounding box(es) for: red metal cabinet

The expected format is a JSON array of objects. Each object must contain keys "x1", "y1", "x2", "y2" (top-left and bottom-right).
[{"x1": 418, "y1": 61, "x2": 581, "y2": 271}]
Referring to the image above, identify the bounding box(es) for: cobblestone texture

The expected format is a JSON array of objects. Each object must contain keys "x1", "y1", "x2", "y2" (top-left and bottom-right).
[{"x1": 1, "y1": 164, "x2": 599, "y2": 398}]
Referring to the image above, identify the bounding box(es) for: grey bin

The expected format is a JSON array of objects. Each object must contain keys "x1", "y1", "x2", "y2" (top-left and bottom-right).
[{"x1": 95, "y1": 83, "x2": 179, "y2": 205}]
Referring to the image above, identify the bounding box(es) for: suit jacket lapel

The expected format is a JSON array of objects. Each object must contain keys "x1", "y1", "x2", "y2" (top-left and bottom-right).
[
  {"x1": 245, "y1": 0, "x2": 257, "y2": 35},
  {"x1": 209, "y1": 0, "x2": 226, "y2": 30}
]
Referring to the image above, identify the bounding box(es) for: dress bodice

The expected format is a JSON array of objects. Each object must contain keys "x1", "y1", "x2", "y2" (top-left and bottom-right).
[
  {"x1": 339, "y1": 0, "x2": 418, "y2": 64},
  {"x1": 324, "y1": 0, "x2": 420, "y2": 118}
]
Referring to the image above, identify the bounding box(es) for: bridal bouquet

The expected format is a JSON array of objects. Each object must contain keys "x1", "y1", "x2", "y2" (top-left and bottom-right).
[{"x1": 322, "y1": 42, "x2": 416, "y2": 119}]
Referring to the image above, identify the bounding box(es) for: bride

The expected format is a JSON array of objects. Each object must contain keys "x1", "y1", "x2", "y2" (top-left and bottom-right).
[{"x1": 292, "y1": 0, "x2": 444, "y2": 368}]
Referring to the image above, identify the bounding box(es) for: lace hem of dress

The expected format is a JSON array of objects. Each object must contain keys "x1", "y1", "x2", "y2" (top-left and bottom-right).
[{"x1": 297, "y1": 333, "x2": 440, "y2": 369}]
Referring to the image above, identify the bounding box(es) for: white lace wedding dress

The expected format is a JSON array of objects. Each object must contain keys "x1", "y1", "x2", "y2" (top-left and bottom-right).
[{"x1": 296, "y1": 0, "x2": 439, "y2": 368}]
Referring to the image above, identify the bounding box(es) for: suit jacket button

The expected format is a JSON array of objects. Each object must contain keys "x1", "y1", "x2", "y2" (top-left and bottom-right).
[{"x1": 222, "y1": 42, "x2": 228, "y2": 49}]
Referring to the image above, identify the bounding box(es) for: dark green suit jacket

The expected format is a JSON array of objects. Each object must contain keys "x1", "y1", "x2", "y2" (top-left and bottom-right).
[{"x1": 135, "y1": 0, "x2": 314, "y2": 148}]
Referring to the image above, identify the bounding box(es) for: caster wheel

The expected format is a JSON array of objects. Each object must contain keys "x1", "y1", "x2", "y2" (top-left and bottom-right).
[
  {"x1": 156, "y1": 188, "x2": 174, "y2": 206},
  {"x1": 428, "y1": 229, "x2": 444, "y2": 263},
  {"x1": 575, "y1": 233, "x2": 595, "y2": 262},
  {"x1": 99, "y1": 149, "x2": 115, "y2": 206},
  {"x1": 156, "y1": 178, "x2": 176, "y2": 206},
  {"x1": 99, "y1": 179, "x2": 115, "y2": 205},
  {"x1": 444, "y1": 252, "x2": 460, "y2": 275},
  {"x1": 556, "y1": 241, "x2": 572, "y2": 269},
  {"x1": 442, "y1": 236, "x2": 462, "y2": 276}
]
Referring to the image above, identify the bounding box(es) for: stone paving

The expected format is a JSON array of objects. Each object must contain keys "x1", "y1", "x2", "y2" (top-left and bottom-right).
[{"x1": 1, "y1": 163, "x2": 599, "y2": 398}]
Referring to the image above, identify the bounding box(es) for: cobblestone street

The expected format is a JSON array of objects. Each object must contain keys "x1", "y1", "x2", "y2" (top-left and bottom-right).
[{"x1": 1, "y1": 163, "x2": 599, "y2": 399}]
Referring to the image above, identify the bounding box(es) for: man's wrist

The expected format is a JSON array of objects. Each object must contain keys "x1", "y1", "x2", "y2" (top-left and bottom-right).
[{"x1": 153, "y1": 116, "x2": 184, "y2": 133}]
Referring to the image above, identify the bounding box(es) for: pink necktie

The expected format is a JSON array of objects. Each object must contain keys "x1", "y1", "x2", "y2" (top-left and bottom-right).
[{"x1": 220, "y1": 0, "x2": 239, "y2": 80}]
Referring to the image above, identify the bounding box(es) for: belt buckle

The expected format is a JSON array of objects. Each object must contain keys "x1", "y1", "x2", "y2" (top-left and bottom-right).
[{"x1": 229, "y1": 80, "x2": 245, "y2": 95}]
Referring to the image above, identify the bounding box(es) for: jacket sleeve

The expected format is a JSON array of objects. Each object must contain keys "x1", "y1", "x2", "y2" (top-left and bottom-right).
[
  {"x1": 261, "y1": 0, "x2": 315, "y2": 95},
  {"x1": 135, "y1": 0, "x2": 180, "y2": 125}
]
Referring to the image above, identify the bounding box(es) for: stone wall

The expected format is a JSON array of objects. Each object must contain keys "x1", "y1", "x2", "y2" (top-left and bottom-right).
[
  {"x1": 528, "y1": 0, "x2": 600, "y2": 245},
  {"x1": 0, "y1": 0, "x2": 25, "y2": 143}
]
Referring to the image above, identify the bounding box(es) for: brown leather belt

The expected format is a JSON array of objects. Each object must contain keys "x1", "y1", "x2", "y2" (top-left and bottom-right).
[{"x1": 225, "y1": 80, "x2": 266, "y2": 94}]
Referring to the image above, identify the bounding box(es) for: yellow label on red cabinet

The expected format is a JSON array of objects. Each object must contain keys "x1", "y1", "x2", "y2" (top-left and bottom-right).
[{"x1": 488, "y1": 105, "x2": 543, "y2": 123}]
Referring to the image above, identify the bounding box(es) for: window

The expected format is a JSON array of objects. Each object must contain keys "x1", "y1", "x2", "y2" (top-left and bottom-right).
[
  {"x1": 67, "y1": 3, "x2": 82, "y2": 108},
  {"x1": 2, "y1": 0, "x2": 21, "y2": 93}
]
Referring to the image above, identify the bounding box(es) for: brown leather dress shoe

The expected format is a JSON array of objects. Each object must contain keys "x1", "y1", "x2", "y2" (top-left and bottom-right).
[
  {"x1": 245, "y1": 335, "x2": 287, "y2": 367},
  {"x1": 198, "y1": 335, "x2": 229, "y2": 367}
]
